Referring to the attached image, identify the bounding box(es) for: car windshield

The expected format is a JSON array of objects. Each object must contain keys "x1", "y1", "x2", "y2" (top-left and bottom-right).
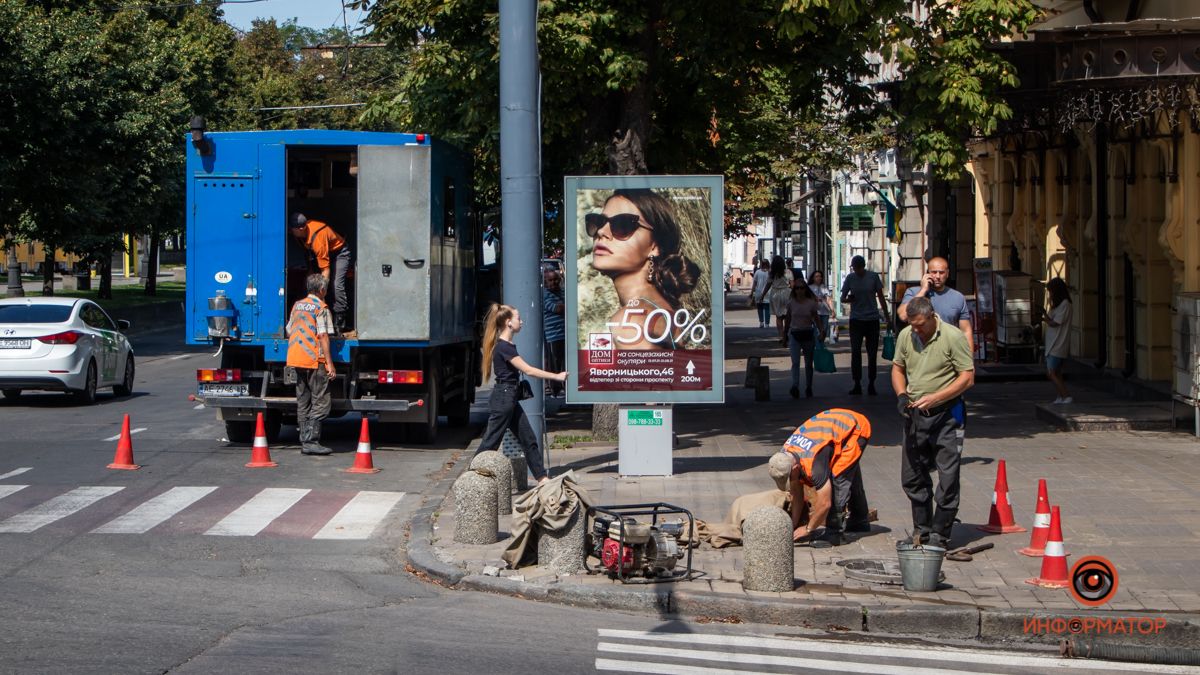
[{"x1": 0, "y1": 304, "x2": 73, "y2": 323}]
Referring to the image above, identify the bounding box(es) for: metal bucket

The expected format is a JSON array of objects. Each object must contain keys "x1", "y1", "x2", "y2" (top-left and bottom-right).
[{"x1": 896, "y1": 545, "x2": 946, "y2": 592}]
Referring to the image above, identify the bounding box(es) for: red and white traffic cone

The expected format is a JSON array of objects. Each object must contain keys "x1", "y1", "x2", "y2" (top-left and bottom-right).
[
  {"x1": 1019, "y1": 479, "x2": 1067, "y2": 556},
  {"x1": 245, "y1": 412, "x2": 278, "y2": 468},
  {"x1": 345, "y1": 417, "x2": 380, "y2": 474},
  {"x1": 1025, "y1": 505, "x2": 1071, "y2": 589},
  {"x1": 978, "y1": 459, "x2": 1026, "y2": 534},
  {"x1": 107, "y1": 414, "x2": 141, "y2": 470}
]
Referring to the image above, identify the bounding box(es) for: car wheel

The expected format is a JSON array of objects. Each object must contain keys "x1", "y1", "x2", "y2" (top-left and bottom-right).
[
  {"x1": 73, "y1": 360, "x2": 98, "y2": 405},
  {"x1": 113, "y1": 354, "x2": 135, "y2": 397},
  {"x1": 1, "y1": 389, "x2": 20, "y2": 401}
]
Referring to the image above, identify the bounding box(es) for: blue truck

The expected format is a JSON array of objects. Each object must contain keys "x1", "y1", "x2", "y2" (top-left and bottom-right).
[{"x1": 186, "y1": 129, "x2": 478, "y2": 444}]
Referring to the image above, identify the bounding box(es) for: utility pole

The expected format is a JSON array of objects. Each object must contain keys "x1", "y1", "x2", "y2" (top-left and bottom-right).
[{"x1": 499, "y1": 1, "x2": 546, "y2": 460}]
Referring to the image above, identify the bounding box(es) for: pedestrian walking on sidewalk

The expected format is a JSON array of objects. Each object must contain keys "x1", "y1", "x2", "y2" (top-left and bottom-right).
[
  {"x1": 784, "y1": 279, "x2": 821, "y2": 399},
  {"x1": 767, "y1": 255, "x2": 793, "y2": 346},
  {"x1": 769, "y1": 408, "x2": 873, "y2": 546},
  {"x1": 808, "y1": 270, "x2": 833, "y2": 343},
  {"x1": 897, "y1": 257, "x2": 973, "y2": 353},
  {"x1": 840, "y1": 255, "x2": 887, "y2": 395},
  {"x1": 1042, "y1": 277, "x2": 1073, "y2": 404},
  {"x1": 542, "y1": 268, "x2": 566, "y2": 397},
  {"x1": 477, "y1": 303, "x2": 568, "y2": 484},
  {"x1": 286, "y1": 274, "x2": 337, "y2": 455},
  {"x1": 751, "y1": 260, "x2": 771, "y2": 328},
  {"x1": 890, "y1": 296, "x2": 974, "y2": 548}
]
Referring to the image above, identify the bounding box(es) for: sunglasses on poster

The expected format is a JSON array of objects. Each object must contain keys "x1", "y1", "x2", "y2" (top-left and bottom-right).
[{"x1": 584, "y1": 213, "x2": 653, "y2": 240}]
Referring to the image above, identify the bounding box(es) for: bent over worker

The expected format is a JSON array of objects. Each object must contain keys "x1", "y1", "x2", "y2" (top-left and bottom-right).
[
  {"x1": 290, "y1": 212, "x2": 352, "y2": 333},
  {"x1": 769, "y1": 408, "x2": 872, "y2": 546},
  {"x1": 287, "y1": 274, "x2": 337, "y2": 455}
]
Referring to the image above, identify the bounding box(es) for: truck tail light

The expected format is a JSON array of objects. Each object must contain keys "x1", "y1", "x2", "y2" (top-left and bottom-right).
[
  {"x1": 415, "y1": 133, "x2": 426, "y2": 143},
  {"x1": 37, "y1": 331, "x2": 82, "y2": 345},
  {"x1": 378, "y1": 370, "x2": 423, "y2": 384},
  {"x1": 197, "y1": 368, "x2": 241, "y2": 382}
]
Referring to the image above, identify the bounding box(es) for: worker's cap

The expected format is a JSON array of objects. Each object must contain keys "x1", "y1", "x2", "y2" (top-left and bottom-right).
[
  {"x1": 850, "y1": 255, "x2": 866, "y2": 268},
  {"x1": 767, "y1": 451, "x2": 796, "y2": 481},
  {"x1": 290, "y1": 212, "x2": 308, "y2": 228}
]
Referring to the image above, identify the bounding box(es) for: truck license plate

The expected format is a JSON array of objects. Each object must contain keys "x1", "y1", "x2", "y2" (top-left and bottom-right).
[
  {"x1": 198, "y1": 383, "x2": 249, "y2": 397},
  {"x1": 0, "y1": 339, "x2": 31, "y2": 349}
]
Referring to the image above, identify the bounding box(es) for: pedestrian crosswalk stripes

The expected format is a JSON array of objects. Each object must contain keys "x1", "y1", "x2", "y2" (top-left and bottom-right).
[
  {"x1": 92, "y1": 486, "x2": 218, "y2": 534},
  {"x1": 0, "y1": 486, "x2": 124, "y2": 533},
  {"x1": 0, "y1": 485, "x2": 405, "y2": 541},
  {"x1": 313, "y1": 491, "x2": 406, "y2": 540},
  {"x1": 596, "y1": 629, "x2": 1192, "y2": 675},
  {"x1": 205, "y1": 488, "x2": 311, "y2": 537}
]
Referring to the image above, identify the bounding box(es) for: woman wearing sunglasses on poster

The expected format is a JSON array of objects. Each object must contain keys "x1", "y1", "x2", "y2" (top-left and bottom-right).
[{"x1": 587, "y1": 189, "x2": 701, "y2": 350}]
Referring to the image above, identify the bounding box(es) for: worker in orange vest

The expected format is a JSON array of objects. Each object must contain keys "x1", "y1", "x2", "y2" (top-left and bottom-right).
[
  {"x1": 768, "y1": 408, "x2": 872, "y2": 546},
  {"x1": 287, "y1": 274, "x2": 338, "y2": 455},
  {"x1": 290, "y1": 212, "x2": 352, "y2": 333}
]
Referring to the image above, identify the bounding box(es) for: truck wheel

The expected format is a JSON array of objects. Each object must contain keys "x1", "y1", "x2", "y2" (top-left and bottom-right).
[
  {"x1": 225, "y1": 420, "x2": 254, "y2": 444},
  {"x1": 407, "y1": 377, "x2": 439, "y2": 444}
]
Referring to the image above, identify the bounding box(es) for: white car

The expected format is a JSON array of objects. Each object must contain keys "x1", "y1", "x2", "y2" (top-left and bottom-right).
[{"x1": 0, "y1": 297, "x2": 135, "y2": 404}]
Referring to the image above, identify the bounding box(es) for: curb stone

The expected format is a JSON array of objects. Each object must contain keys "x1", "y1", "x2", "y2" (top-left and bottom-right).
[{"x1": 404, "y1": 443, "x2": 1200, "y2": 651}]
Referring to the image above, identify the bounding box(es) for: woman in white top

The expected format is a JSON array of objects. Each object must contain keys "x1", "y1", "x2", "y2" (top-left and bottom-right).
[
  {"x1": 808, "y1": 270, "x2": 833, "y2": 343},
  {"x1": 1042, "y1": 278, "x2": 1072, "y2": 404}
]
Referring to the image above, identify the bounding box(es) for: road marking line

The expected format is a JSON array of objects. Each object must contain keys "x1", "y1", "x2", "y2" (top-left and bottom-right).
[
  {"x1": 598, "y1": 643, "x2": 997, "y2": 675},
  {"x1": 0, "y1": 467, "x2": 32, "y2": 481},
  {"x1": 204, "y1": 488, "x2": 310, "y2": 537},
  {"x1": 596, "y1": 659, "x2": 775, "y2": 675},
  {"x1": 598, "y1": 630, "x2": 1192, "y2": 672},
  {"x1": 92, "y1": 486, "x2": 218, "y2": 534},
  {"x1": 104, "y1": 428, "x2": 146, "y2": 442},
  {"x1": 0, "y1": 485, "x2": 29, "y2": 500},
  {"x1": 0, "y1": 486, "x2": 124, "y2": 533},
  {"x1": 312, "y1": 491, "x2": 405, "y2": 540},
  {"x1": 169, "y1": 354, "x2": 193, "y2": 361}
]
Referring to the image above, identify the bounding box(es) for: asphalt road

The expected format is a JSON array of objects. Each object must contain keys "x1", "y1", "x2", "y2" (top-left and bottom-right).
[{"x1": 0, "y1": 327, "x2": 1181, "y2": 674}]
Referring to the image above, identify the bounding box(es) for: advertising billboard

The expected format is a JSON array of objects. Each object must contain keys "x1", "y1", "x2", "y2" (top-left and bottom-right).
[{"x1": 564, "y1": 175, "x2": 725, "y2": 404}]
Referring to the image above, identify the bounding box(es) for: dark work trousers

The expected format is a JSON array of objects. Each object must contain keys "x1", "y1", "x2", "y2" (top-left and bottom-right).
[
  {"x1": 295, "y1": 366, "x2": 331, "y2": 447},
  {"x1": 328, "y1": 246, "x2": 352, "y2": 327},
  {"x1": 900, "y1": 405, "x2": 963, "y2": 541},
  {"x1": 848, "y1": 319, "x2": 880, "y2": 386},
  {"x1": 544, "y1": 339, "x2": 565, "y2": 395},
  {"x1": 826, "y1": 463, "x2": 870, "y2": 534},
  {"x1": 478, "y1": 383, "x2": 546, "y2": 480}
]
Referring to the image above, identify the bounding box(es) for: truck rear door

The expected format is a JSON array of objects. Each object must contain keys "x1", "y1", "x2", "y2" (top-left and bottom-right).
[
  {"x1": 356, "y1": 145, "x2": 431, "y2": 340},
  {"x1": 191, "y1": 176, "x2": 257, "y2": 338}
]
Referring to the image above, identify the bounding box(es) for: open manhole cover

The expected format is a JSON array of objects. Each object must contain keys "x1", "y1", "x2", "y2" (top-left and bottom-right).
[{"x1": 836, "y1": 558, "x2": 945, "y2": 585}]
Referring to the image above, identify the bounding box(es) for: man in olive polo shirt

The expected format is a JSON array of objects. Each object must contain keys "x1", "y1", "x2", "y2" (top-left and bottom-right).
[{"x1": 890, "y1": 296, "x2": 974, "y2": 549}]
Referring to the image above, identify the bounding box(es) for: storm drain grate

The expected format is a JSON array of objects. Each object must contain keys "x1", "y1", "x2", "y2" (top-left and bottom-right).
[{"x1": 836, "y1": 557, "x2": 945, "y2": 585}]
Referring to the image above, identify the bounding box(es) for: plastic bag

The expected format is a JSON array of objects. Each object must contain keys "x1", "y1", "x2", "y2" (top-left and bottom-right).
[
  {"x1": 882, "y1": 328, "x2": 896, "y2": 361},
  {"x1": 814, "y1": 338, "x2": 836, "y2": 374}
]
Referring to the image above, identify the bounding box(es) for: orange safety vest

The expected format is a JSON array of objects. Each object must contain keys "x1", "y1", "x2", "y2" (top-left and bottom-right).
[
  {"x1": 286, "y1": 294, "x2": 328, "y2": 369},
  {"x1": 301, "y1": 220, "x2": 345, "y2": 271},
  {"x1": 781, "y1": 408, "x2": 871, "y2": 485}
]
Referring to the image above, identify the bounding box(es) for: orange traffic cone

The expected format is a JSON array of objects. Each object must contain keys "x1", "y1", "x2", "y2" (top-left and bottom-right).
[
  {"x1": 1019, "y1": 479, "x2": 1067, "y2": 557},
  {"x1": 1026, "y1": 505, "x2": 1071, "y2": 588},
  {"x1": 245, "y1": 412, "x2": 278, "y2": 468},
  {"x1": 977, "y1": 459, "x2": 1026, "y2": 534},
  {"x1": 345, "y1": 417, "x2": 381, "y2": 474},
  {"x1": 107, "y1": 414, "x2": 141, "y2": 470}
]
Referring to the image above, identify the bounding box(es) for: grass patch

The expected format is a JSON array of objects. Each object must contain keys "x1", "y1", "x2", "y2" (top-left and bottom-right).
[
  {"x1": 18, "y1": 281, "x2": 185, "y2": 312},
  {"x1": 550, "y1": 433, "x2": 593, "y2": 449}
]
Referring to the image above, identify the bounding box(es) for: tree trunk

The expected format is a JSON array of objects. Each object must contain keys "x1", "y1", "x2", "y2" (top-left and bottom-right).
[
  {"x1": 98, "y1": 256, "x2": 112, "y2": 300},
  {"x1": 42, "y1": 246, "x2": 55, "y2": 296},
  {"x1": 5, "y1": 240, "x2": 23, "y2": 298},
  {"x1": 145, "y1": 227, "x2": 159, "y2": 296}
]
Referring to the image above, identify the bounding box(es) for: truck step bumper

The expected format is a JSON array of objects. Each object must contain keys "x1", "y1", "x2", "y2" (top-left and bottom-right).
[{"x1": 201, "y1": 396, "x2": 413, "y2": 413}]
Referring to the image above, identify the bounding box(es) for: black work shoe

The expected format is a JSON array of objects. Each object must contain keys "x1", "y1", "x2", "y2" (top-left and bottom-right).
[
  {"x1": 845, "y1": 521, "x2": 872, "y2": 533},
  {"x1": 301, "y1": 444, "x2": 333, "y2": 456},
  {"x1": 927, "y1": 533, "x2": 950, "y2": 550},
  {"x1": 867, "y1": 383, "x2": 878, "y2": 396},
  {"x1": 849, "y1": 385, "x2": 863, "y2": 395},
  {"x1": 789, "y1": 386, "x2": 800, "y2": 399}
]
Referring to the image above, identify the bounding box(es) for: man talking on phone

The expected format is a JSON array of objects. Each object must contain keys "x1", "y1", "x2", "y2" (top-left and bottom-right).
[{"x1": 897, "y1": 257, "x2": 973, "y2": 353}]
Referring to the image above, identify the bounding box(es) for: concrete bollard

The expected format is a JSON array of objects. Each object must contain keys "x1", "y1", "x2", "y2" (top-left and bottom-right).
[
  {"x1": 753, "y1": 366, "x2": 771, "y2": 401},
  {"x1": 743, "y1": 356, "x2": 761, "y2": 388},
  {"x1": 742, "y1": 506, "x2": 794, "y2": 592},
  {"x1": 510, "y1": 455, "x2": 529, "y2": 492},
  {"x1": 452, "y1": 470, "x2": 498, "y2": 545},
  {"x1": 536, "y1": 507, "x2": 587, "y2": 574},
  {"x1": 470, "y1": 450, "x2": 513, "y2": 515}
]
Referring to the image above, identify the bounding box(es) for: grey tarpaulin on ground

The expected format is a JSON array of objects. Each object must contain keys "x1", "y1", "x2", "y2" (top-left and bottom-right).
[{"x1": 502, "y1": 471, "x2": 592, "y2": 569}]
